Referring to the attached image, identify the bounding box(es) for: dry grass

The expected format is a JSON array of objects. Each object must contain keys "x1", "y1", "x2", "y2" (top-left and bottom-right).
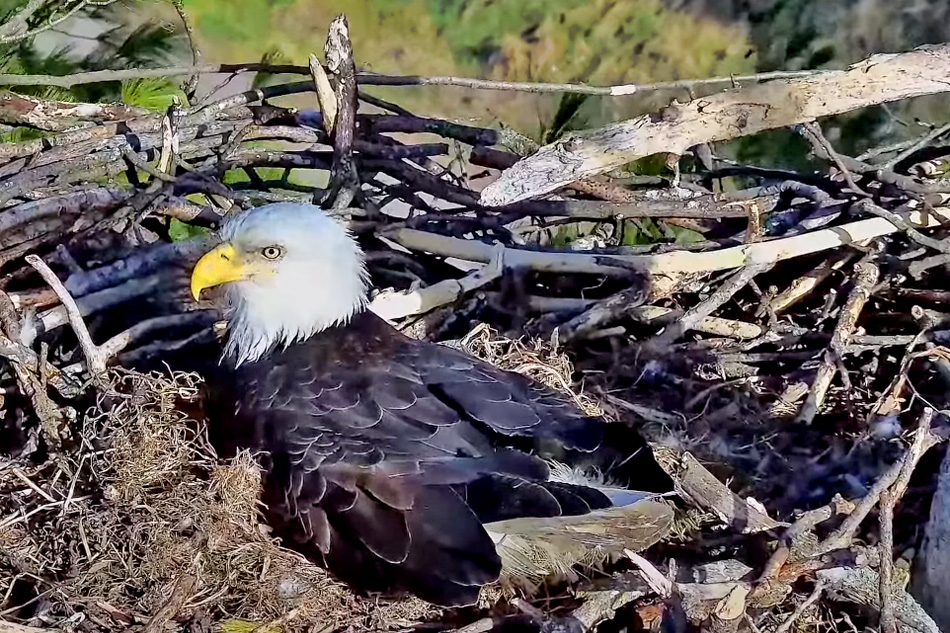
[
  {"x1": 460, "y1": 322, "x2": 604, "y2": 418},
  {"x1": 0, "y1": 369, "x2": 439, "y2": 632}
]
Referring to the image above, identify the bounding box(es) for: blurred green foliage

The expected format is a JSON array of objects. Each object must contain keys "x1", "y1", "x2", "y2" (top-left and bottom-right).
[
  {"x1": 3, "y1": 0, "x2": 950, "y2": 244},
  {"x1": 181, "y1": 0, "x2": 756, "y2": 137},
  {"x1": 0, "y1": 1, "x2": 186, "y2": 108},
  {"x1": 168, "y1": 217, "x2": 211, "y2": 241}
]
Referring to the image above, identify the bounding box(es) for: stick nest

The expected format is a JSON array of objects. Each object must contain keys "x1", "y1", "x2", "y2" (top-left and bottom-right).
[{"x1": 0, "y1": 369, "x2": 439, "y2": 632}]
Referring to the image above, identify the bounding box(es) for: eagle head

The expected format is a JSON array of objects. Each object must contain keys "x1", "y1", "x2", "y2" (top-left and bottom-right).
[{"x1": 190, "y1": 202, "x2": 370, "y2": 365}]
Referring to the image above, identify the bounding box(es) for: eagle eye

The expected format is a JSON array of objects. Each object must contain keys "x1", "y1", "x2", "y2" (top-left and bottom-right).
[{"x1": 261, "y1": 246, "x2": 283, "y2": 260}]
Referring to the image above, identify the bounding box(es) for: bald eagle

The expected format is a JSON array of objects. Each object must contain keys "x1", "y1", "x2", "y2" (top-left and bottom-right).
[{"x1": 190, "y1": 202, "x2": 674, "y2": 607}]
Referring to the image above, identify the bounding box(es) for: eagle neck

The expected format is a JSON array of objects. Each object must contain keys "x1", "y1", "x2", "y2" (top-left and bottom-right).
[{"x1": 222, "y1": 282, "x2": 369, "y2": 366}]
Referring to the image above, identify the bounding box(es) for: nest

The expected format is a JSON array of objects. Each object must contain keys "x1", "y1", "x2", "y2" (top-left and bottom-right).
[
  {"x1": 0, "y1": 369, "x2": 439, "y2": 632},
  {"x1": 3, "y1": 9, "x2": 950, "y2": 633},
  {"x1": 459, "y1": 322, "x2": 604, "y2": 418}
]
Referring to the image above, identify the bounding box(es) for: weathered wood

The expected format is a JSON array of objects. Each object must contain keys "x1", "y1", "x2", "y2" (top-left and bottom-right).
[
  {"x1": 670, "y1": 453, "x2": 782, "y2": 534},
  {"x1": 0, "y1": 91, "x2": 147, "y2": 131},
  {"x1": 324, "y1": 14, "x2": 360, "y2": 210},
  {"x1": 914, "y1": 446, "x2": 950, "y2": 630},
  {"x1": 819, "y1": 567, "x2": 940, "y2": 633},
  {"x1": 481, "y1": 44, "x2": 950, "y2": 206},
  {"x1": 385, "y1": 205, "x2": 950, "y2": 277},
  {"x1": 0, "y1": 620, "x2": 57, "y2": 633},
  {"x1": 797, "y1": 259, "x2": 879, "y2": 424}
]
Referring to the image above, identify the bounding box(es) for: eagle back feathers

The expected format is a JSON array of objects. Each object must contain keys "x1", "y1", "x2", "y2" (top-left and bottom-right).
[{"x1": 205, "y1": 310, "x2": 672, "y2": 606}]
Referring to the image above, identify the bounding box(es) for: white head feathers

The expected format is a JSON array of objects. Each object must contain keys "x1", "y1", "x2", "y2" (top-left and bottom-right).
[{"x1": 215, "y1": 202, "x2": 370, "y2": 365}]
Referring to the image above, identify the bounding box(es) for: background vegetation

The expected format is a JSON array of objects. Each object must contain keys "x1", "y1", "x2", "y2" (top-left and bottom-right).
[{"x1": 4, "y1": 0, "x2": 950, "y2": 167}]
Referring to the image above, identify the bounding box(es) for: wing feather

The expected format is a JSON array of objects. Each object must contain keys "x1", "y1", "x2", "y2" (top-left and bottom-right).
[{"x1": 210, "y1": 311, "x2": 670, "y2": 606}]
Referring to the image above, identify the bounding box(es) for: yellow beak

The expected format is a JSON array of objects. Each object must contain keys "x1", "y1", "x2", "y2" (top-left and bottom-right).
[{"x1": 191, "y1": 243, "x2": 245, "y2": 301}]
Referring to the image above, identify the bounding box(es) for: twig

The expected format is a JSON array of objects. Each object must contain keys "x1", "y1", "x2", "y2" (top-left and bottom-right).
[
  {"x1": 869, "y1": 325, "x2": 932, "y2": 419},
  {"x1": 0, "y1": 334, "x2": 77, "y2": 397},
  {"x1": 650, "y1": 262, "x2": 771, "y2": 346},
  {"x1": 0, "y1": 0, "x2": 49, "y2": 43},
  {"x1": 884, "y1": 120, "x2": 950, "y2": 170},
  {"x1": 357, "y1": 89, "x2": 412, "y2": 116},
  {"x1": 665, "y1": 453, "x2": 782, "y2": 534},
  {"x1": 880, "y1": 408, "x2": 938, "y2": 633},
  {"x1": 753, "y1": 495, "x2": 855, "y2": 591},
  {"x1": 0, "y1": 64, "x2": 823, "y2": 93},
  {"x1": 59, "y1": 452, "x2": 86, "y2": 518},
  {"x1": 879, "y1": 493, "x2": 898, "y2": 633},
  {"x1": 71, "y1": 313, "x2": 217, "y2": 369},
  {"x1": 171, "y1": 0, "x2": 200, "y2": 99},
  {"x1": 370, "y1": 245, "x2": 505, "y2": 321},
  {"x1": 797, "y1": 258, "x2": 879, "y2": 424},
  {"x1": 25, "y1": 254, "x2": 106, "y2": 380},
  {"x1": 817, "y1": 408, "x2": 940, "y2": 555},
  {"x1": 797, "y1": 122, "x2": 869, "y2": 196},
  {"x1": 624, "y1": 550, "x2": 674, "y2": 597},
  {"x1": 767, "y1": 250, "x2": 859, "y2": 314},
  {"x1": 855, "y1": 199, "x2": 950, "y2": 255},
  {"x1": 0, "y1": 0, "x2": 100, "y2": 45},
  {"x1": 121, "y1": 147, "x2": 176, "y2": 183},
  {"x1": 0, "y1": 495, "x2": 92, "y2": 530},
  {"x1": 11, "y1": 468, "x2": 56, "y2": 503},
  {"x1": 157, "y1": 99, "x2": 181, "y2": 175},
  {"x1": 774, "y1": 581, "x2": 825, "y2": 633},
  {"x1": 556, "y1": 283, "x2": 648, "y2": 342},
  {"x1": 142, "y1": 573, "x2": 197, "y2": 633},
  {"x1": 631, "y1": 306, "x2": 764, "y2": 339}
]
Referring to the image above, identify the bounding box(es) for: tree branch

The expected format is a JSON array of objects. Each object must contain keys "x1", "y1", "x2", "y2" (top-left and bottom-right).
[
  {"x1": 25, "y1": 254, "x2": 106, "y2": 380},
  {"x1": 482, "y1": 44, "x2": 950, "y2": 206}
]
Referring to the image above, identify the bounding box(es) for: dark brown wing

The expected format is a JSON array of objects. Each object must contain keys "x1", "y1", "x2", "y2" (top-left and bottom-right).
[{"x1": 206, "y1": 311, "x2": 670, "y2": 606}]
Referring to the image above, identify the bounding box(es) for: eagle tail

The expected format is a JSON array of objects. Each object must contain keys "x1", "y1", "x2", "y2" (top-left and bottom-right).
[
  {"x1": 481, "y1": 460, "x2": 673, "y2": 587},
  {"x1": 485, "y1": 498, "x2": 674, "y2": 586}
]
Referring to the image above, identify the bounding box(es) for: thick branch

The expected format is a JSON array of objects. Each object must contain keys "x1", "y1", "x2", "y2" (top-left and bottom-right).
[
  {"x1": 323, "y1": 16, "x2": 360, "y2": 209},
  {"x1": 0, "y1": 91, "x2": 147, "y2": 131},
  {"x1": 482, "y1": 44, "x2": 950, "y2": 205},
  {"x1": 384, "y1": 205, "x2": 950, "y2": 277}
]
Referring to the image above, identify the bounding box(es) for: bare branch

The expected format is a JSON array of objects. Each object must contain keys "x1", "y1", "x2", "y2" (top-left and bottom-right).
[
  {"x1": 0, "y1": 63, "x2": 822, "y2": 94},
  {"x1": 0, "y1": 91, "x2": 147, "y2": 132},
  {"x1": 322, "y1": 15, "x2": 359, "y2": 210},
  {"x1": 0, "y1": 0, "x2": 100, "y2": 45},
  {"x1": 774, "y1": 582, "x2": 825, "y2": 633},
  {"x1": 171, "y1": 0, "x2": 200, "y2": 99},
  {"x1": 797, "y1": 258, "x2": 879, "y2": 424},
  {"x1": 482, "y1": 44, "x2": 950, "y2": 206},
  {"x1": 650, "y1": 262, "x2": 771, "y2": 346},
  {"x1": 25, "y1": 254, "x2": 106, "y2": 380},
  {"x1": 385, "y1": 204, "x2": 950, "y2": 277},
  {"x1": 818, "y1": 408, "x2": 941, "y2": 555},
  {"x1": 309, "y1": 54, "x2": 337, "y2": 133}
]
